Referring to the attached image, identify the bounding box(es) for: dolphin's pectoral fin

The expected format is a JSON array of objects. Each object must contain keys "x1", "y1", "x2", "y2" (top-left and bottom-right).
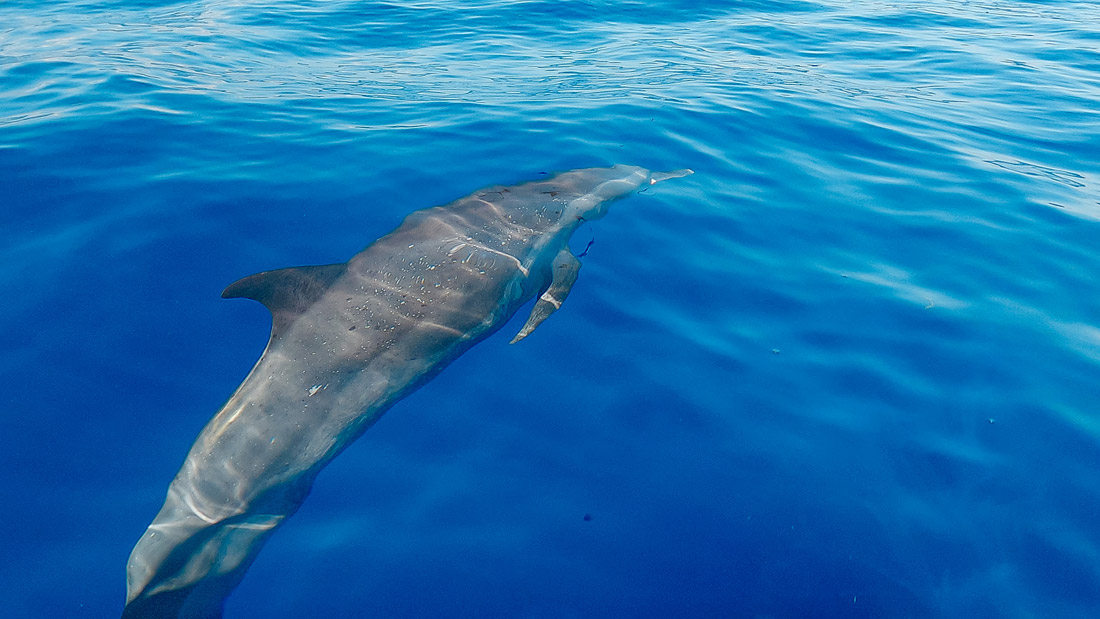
[
  {"x1": 221, "y1": 263, "x2": 346, "y2": 339},
  {"x1": 510, "y1": 248, "x2": 581, "y2": 344}
]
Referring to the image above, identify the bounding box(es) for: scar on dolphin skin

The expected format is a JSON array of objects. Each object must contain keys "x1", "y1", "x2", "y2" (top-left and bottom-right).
[{"x1": 122, "y1": 165, "x2": 693, "y2": 619}]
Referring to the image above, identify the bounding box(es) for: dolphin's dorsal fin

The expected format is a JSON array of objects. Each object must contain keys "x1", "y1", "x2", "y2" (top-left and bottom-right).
[
  {"x1": 510, "y1": 248, "x2": 581, "y2": 344},
  {"x1": 222, "y1": 263, "x2": 346, "y2": 339}
]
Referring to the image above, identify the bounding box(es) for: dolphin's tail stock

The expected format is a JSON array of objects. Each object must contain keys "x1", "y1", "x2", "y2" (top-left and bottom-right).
[
  {"x1": 122, "y1": 520, "x2": 251, "y2": 619},
  {"x1": 123, "y1": 477, "x2": 294, "y2": 619}
]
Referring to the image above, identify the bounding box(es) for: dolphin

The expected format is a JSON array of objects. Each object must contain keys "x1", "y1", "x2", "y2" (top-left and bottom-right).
[{"x1": 122, "y1": 164, "x2": 692, "y2": 618}]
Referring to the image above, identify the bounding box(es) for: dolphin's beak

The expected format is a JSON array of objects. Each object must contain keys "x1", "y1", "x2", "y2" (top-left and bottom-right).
[{"x1": 649, "y1": 168, "x2": 694, "y2": 184}]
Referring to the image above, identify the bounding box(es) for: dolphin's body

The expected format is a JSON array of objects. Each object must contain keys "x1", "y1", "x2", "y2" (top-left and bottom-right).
[{"x1": 122, "y1": 165, "x2": 691, "y2": 618}]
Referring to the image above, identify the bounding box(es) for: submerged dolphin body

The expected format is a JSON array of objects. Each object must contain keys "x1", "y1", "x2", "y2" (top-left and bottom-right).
[{"x1": 122, "y1": 165, "x2": 691, "y2": 618}]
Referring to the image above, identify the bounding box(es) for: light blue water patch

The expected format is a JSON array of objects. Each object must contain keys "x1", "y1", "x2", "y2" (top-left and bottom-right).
[{"x1": 2, "y1": 1, "x2": 1099, "y2": 617}]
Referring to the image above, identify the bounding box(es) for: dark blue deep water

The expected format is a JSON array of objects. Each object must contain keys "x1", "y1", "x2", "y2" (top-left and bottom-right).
[{"x1": 3, "y1": 1, "x2": 1100, "y2": 617}]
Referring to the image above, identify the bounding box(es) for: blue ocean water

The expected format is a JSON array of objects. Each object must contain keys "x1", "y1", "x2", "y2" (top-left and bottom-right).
[{"x1": 3, "y1": 0, "x2": 1100, "y2": 617}]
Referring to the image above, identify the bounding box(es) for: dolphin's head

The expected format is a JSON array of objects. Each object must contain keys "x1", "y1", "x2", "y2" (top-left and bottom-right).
[{"x1": 423, "y1": 165, "x2": 693, "y2": 269}]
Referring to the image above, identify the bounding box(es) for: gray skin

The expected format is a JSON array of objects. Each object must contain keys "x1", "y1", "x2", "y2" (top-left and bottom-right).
[{"x1": 122, "y1": 165, "x2": 691, "y2": 619}]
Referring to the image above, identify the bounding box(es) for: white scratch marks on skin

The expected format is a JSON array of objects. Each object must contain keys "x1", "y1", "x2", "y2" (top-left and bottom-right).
[
  {"x1": 181, "y1": 493, "x2": 219, "y2": 525},
  {"x1": 418, "y1": 321, "x2": 465, "y2": 337},
  {"x1": 227, "y1": 516, "x2": 282, "y2": 531},
  {"x1": 447, "y1": 240, "x2": 529, "y2": 276},
  {"x1": 539, "y1": 291, "x2": 563, "y2": 309}
]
